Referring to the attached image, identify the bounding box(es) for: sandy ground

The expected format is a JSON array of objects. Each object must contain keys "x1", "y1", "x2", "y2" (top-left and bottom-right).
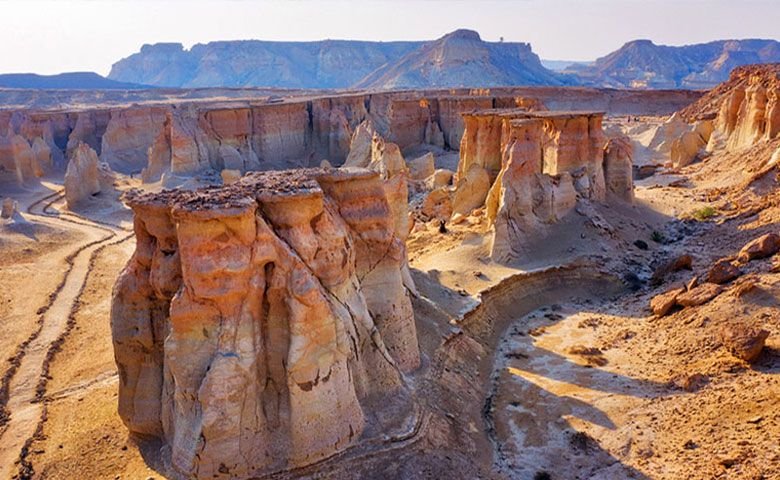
[{"x1": 0, "y1": 117, "x2": 778, "y2": 479}]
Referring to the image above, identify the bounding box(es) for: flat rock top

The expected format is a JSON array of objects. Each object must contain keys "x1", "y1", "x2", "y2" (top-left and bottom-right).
[
  {"x1": 463, "y1": 108, "x2": 605, "y2": 119},
  {"x1": 124, "y1": 167, "x2": 379, "y2": 214}
]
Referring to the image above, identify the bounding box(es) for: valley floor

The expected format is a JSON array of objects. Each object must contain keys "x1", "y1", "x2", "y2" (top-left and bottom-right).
[{"x1": 0, "y1": 120, "x2": 778, "y2": 480}]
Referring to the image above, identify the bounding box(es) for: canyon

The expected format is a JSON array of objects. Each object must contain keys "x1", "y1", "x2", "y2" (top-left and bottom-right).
[{"x1": 0, "y1": 64, "x2": 779, "y2": 480}]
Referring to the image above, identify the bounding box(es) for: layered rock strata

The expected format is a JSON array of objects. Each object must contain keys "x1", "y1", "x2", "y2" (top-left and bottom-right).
[
  {"x1": 111, "y1": 168, "x2": 420, "y2": 479},
  {"x1": 446, "y1": 109, "x2": 628, "y2": 260},
  {"x1": 680, "y1": 64, "x2": 780, "y2": 152},
  {"x1": 0, "y1": 87, "x2": 699, "y2": 184}
]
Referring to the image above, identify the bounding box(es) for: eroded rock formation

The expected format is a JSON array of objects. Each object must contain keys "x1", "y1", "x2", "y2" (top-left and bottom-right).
[
  {"x1": 604, "y1": 136, "x2": 635, "y2": 201},
  {"x1": 680, "y1": 64, "x2": 780, "y2": 153},
  {"x1": 111, "y1": 168, "x2": 419, "y2": 479},
  {"x1": 442, "y1": 108, "x2": 628, "y2": 260},
  {"x1": 64, "y1": 143, "x2": 113, "y2": 208}
]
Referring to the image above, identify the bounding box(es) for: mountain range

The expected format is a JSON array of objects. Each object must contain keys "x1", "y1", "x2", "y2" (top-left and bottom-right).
[
  {"x1": 0, "y1": 72, "x2": 148, "y2": 90},
  {"x1": 566, "y1": 38, "x2": 780, "y2": 89},
  {"x1": 1, "y1": 31, "x2": 778, "y2": 91}
]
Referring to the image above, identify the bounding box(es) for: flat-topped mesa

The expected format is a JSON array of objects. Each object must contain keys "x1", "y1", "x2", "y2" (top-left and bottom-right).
[
  {"x1": 447, "y1": 108, "x2": 632, "y2": 260},
  {"x1": 111, "y1": 168, "x2": 419, "y2": 479}
]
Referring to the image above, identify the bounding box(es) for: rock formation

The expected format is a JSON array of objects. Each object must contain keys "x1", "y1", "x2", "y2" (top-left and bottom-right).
[
  {"x1": 680, "y1": 64, "x2": 780, "y2": 153},
  {"x1": 64, "y1": 143, "x2": 114, "y2": 208},
  {"x1": 438, "y1": 108, "x2": 625, "y2": 260},
  {"x1": 0, "y1": 87, "x2": 699, "y2": 188},
  {"x1": 670, "y1": 120, "x2": 713, "y2": 167},
  {"x1": 1, "y1": 197, "x2": 18, "y2": 219},
  {"x1": 111, "y1": 168, "x2": 419, "y2": 479},
  {"x1": 603, "y1": 136, "x2": 634, "y2": 201}
]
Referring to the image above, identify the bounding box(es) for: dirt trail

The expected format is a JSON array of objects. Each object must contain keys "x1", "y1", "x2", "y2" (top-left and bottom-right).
[{"x1": 0, "y1": 190, "x2": 122, "y2": 479}]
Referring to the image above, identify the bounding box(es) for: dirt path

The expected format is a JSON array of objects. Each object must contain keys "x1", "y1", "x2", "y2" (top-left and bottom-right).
[{"x1": 0, "y1": 190, "x2": 125, "y2": 480}]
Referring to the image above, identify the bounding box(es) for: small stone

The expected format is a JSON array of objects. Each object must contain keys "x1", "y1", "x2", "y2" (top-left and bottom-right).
[{"x1": 633, "y1": 239, "x2": 649, "y2": 250}]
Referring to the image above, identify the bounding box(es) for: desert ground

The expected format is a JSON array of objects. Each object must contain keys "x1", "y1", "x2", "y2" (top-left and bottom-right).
[{"x1": 0, "y1": 67, "x2": 778, "y2": 480}]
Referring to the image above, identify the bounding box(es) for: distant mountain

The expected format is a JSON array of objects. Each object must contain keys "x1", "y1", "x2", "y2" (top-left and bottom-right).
[
  {"x1": 541, "y1": 59, "x2": 590, "y2": 71},
  {"x1": 108, "y1": 40, "x2": 421, "y2": 88},
  {"x1": 355, "y1": 30, "x2": 568, "y2": 89},
  {"x1": 0, "y1": 72, "x2": 148, "y2": 90},
  {"x1": 108, "y1": 33, "x2": 780, "y2": 91},
  {"x1": 566, "y1": 39, "x2": 780, "y2": 89},
  {"x1": 109, "y1": 30, "x2": 567, "y2": 89}
]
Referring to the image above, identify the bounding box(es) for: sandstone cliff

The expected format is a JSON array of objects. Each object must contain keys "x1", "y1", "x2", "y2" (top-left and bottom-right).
[
  {"x1": 679, "y1": 64, "x2": 779, "y2": 154},
  {"x1": 436, "y1": 108, "x2": 629, "y2": 260},
  {"x1": 111, "y1": 168, "x2": 419, "y2": 478}
]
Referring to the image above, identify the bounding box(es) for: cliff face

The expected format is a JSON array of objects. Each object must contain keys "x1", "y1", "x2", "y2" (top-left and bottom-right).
[
  {"x1": 111, "y1": 168, "x2": 419, "y2": 479},
  {"x1": 567, "y1": 40, "x2": 780, "y2": 89},
  {"x1": 679, "y1": 64, "x2": 780, "y2": 152},
  {"x1": 0, "y1": 87, "x2": 699, "y2": 184},
  {"x1": 109, "y1": 30, "x2": 566, "y2": 90},
  {"x1": 108, "y1": 40, "x2": 420, "y2": 88}
]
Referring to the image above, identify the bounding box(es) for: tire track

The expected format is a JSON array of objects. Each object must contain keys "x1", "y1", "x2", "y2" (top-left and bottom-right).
[{"x1": 0, "y1": 189, "x2": 131, "y2": 480}]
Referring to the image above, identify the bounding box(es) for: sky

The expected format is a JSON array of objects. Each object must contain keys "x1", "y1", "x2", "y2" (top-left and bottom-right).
[{"x1": 0, "y1": 0, "x2": 778, "y2": 76}]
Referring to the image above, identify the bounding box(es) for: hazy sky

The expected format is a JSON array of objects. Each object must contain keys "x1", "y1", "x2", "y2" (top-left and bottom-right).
[{"x1": 1, "y1": 0, "x2": 778, "y2": 76}]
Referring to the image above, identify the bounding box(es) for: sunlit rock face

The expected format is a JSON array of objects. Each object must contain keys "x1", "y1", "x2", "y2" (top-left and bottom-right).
[
  {"x1": 111, "y1": 168, "x2": 419, "y2": 479},
  {"x1": 444, "y1": 108, "x2": 626, "y2": 261},
  {"x1": 679, "y1": 64, "x2": 780, "y2": 153}
]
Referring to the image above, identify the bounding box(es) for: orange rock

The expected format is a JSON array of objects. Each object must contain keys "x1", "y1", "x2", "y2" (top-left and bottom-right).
[
  {"x1": 650, "y1": 286, "x2": 685, "y2": 317},
  {"x1": 112, "y1": 169, "x2": 419, "y2": 478},
  {"x1": 719, "y1": 324, "x2": 769, "y2": 363},
  {"x1": 676, "y1": 283, "x2": 723, "y2": 307},
  {"x1": 706, "y1": 259, "x2": 741, "y2": 284},
  {"x1": 737, "y1": 233, "x2": 780, "y2": 263}
]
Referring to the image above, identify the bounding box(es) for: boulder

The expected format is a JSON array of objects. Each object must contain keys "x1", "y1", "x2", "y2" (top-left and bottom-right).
[
  {"x1": 426, "y1": 168, "x2": 454, "y2": 189},
  {"x1": 651, "y1": 254, "x2": 693, "y2": 285},
  {"x1": 650, "y1": 286, "x2": 685, "y2": 317},
  {"x1": 1, "y1": 197, "x2": 18, "y2": 219},
  {"x1": 408, "y1": 152, "x2": 435, "y2": 180},
  {"x1": 421, "y1": 187, "x2": 453, "y2": 220},
  {"x1": 221, "y1": 169, "x2": 241, "y2": 184},
  {"x1": 719, "y1": 324, "x2": 769, "y2": 363},
  {"x1": 706, "y1": 259, "x2": 741, "y2": 284},
  {"x1": 737, "y1": 233, "x2": 780, "y2": 263},
  {"x1": 676, "y1": 283, "x2": 723, "y2": 307}
]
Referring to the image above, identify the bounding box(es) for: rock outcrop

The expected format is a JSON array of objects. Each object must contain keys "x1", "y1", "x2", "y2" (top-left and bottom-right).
[
  {"x1": 603, "y1": 136, "x2": 634, "y2": 201},
  {"x1": 680, "y1": 64, "x2": 780, "y2": 153},
  {"x1": 111, "y1": 168, "x2": 419, "y2": 479},
  {"x1": 64, "y1": 143, "x2": 113, "y2": 208},
  {"x1": 448, "y1": 109, "x2": 615, "y2": 260}
]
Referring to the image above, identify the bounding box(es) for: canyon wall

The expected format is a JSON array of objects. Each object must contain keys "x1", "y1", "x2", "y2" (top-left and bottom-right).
[
  {"x1": 111, "y1": 168, "x2": 419, "y2": 479},
  {"x1": 0, "y1": 87, "x2": 698, "y2": 183}
]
